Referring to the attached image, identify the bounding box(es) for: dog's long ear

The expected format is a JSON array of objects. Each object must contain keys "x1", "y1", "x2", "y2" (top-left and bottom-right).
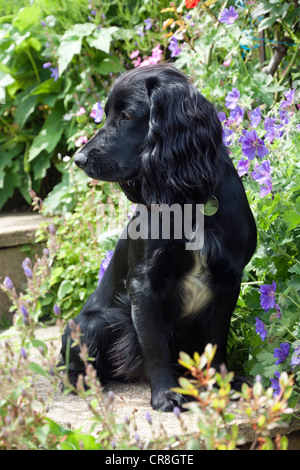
[{"x1": 141, "y1": 77, "x2": 224, "y2": 205}]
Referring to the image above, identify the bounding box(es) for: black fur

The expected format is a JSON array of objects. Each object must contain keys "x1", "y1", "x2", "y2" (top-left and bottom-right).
[{"x1": 60, "y1": 64, "x2": 257, "y2": 411}]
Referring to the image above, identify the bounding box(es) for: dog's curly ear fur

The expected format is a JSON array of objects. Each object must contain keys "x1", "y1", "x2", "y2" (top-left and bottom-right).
[{"x1": 141, "y1": 71, "x2": 224, "y2": 205}]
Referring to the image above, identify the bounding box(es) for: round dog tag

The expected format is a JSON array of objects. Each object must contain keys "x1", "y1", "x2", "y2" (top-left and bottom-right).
[{"x1": 201, "y1": 195, "x2": 219, "y2": 216}]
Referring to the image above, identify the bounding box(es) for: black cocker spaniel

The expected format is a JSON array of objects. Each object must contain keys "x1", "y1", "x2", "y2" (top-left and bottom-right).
[{"x1": 61, "y1": 64, "x2": 257, "y2": 411}]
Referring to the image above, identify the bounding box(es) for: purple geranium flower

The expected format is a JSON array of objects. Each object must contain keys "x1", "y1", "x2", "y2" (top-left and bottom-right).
[
  {"x1": 219, "y1": 6, "x2": 239, "y2": 25},
  {"x1": 222, "y1": 126, "x2": 234, "y2": 146},
  {"x1": 228, "y1": 106, "x2": 244, "y2": 126},
  {"x1": 270, "y1": 371, "x2": 281, "y2": 396},
  {"x1": 264, "y1": 117, "x2": 283, "y2": 143},
  {"x1": 255, "y1": 317, "x2": 267, "y2": 341},
  {"x1": 240, "y1": 129, "x2": 269, "y2": 160},
  {"x1": 225, "y1": 87, "x2": 240, "y2": 110},
  {"x1": 252, "y1": 160, "x2": 273, "y2": 197},
  {"x1": 280, "y1": 88, "x2": 295, "y2": 109},
  {"x1": 278, "y1": 110, "x2": 289, "y2": 125},
  {"x1": 290, "y1": 345, "x2": 300, "y2": 366},
  {"x1": 98, "y1": 250, "x2": 114, "y2": 284},
  {"x1": 274, "y1": 343, "x2": 290, "y2": 365},
  {"x1": 144, "y1": 18, "x2": 152, "y2": 30},
  {"x1": 249, "y1": 107, "x2": 261, "y2": 128},
  {"x1": 90, "y1": 101, "x2": 104, "y2": 123},
  {"x1": 217, "y1": 111, "x2": 226, "y2": 123},
  {"x1": 236, "y1": 157, "x2": 250, "y2": 177},
  {"x1": 168, "y1": 37, "x2": 182, "y2": 58},
  {"x1": 50, "y1": 66, "x2": 59, "y2": 82},
  {"x1": 259, "y1": 280, "x2": 276, "y2": 311},
  {"x1": 43, "y1": 62, "x2": 52, "y2": 69}
]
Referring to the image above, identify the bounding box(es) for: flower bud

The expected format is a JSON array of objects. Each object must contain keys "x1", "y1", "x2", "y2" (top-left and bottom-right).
[{"x1": 4, "y1": 277, "x2": 13, "y2": 289}]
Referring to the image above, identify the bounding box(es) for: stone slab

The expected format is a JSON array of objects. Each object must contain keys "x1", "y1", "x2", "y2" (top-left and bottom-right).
[
  {"x1": 0, "y1": 213, "x2": 44, "y2": 248},
  {"x1": 0, "y1": 213, "x2": 45, "y2": 320},
  {"x1": 33, "y1": 326, "x2": 300, "y2": 449}
]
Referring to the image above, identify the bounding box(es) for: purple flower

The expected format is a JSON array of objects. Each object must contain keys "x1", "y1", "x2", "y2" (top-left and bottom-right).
[
  {"x1": 219, "y1": 6, "x2": 239, "y2": 25},
  {"x1": 168, "y1": 37, "x2": 182, "y2": 58},
  {"x1": 20, "y1": 305, "x2": 29, "y2": 318},
  {"x1": 41, "y1": 20, "x2": 46, "y2": 27},
  {"x1": 270, "y1": 371, "x2": 281, "y2": 396},
  {"x1": 145, "y1": 411, "x2": 152, "y2": 424},
  {"x1": 218, "y1": 111, "x2": 226, "y2": 123},
  {"x1": 249, "y1": 107, "x2": 261, "y2": 128},
  {"x1": 259, "y1": 280, "x2": 276, "y2": 311},
  {"x1": 53, "y1": 304, "x2": 61, "y2": 316},
  {"x1": 240, "y1": 129, "x2": 269, "y2": 160},
  {"x1": 4, "y1": 276, "x2": 14, "y2": 289},
  {"x1": 225, "y1": 87, "x2": 240, "y2": 110},
  {"x1": 43, "y1": 62, "x2": 52, "y2": 69},
  {"x1": 236, "y1": 157, "x2": 250, "y2": 177},
  {"x1": 228, "y1": 106, "x2": 244, "y2": 126},
  {"x1": 278, "y1": 110, "x2": 289, "y2": 125},
  {"x1": 90, "y1": 101, "x2": 103, "y2": 124},
  {"x1": 264, "y1": 117, "x2": 283, "y2": 143},
  {"x1": 274, "y1": 343, "x2": 290, "y2": 365},
  {"x1": 98, "y1": 250, "x2": 114, "y2": 284},
  {"x1": 144, "y1": 18, "x2": 152, "y2": 31},
  {"x1": 255, "y1": 317, "x2": 267, "y2": 341},
  {"x1": 280, "y1": 88, "x2": 295, "y2": 109},
  {"x1": 252, "y1": 160, "x2": 273, "y2": 197},
  {"x1": 173, "y1": 406, "x2": 181, "y2": 418},
  {"x1": 137, "y1": 26, "x2": 144, "y2": 37},
  {"x1": 49, "y1": 224, "x2": 56, "y2": 235},
  {"x1": 23, "y1": 265, "x2": 33, "y2": 279},
  {"x1": 290, "y1": 345, "x2": 300, "y2": 366},
  {"x1": 20, "y1": 347, "x2": 27, "y2": 360},
  {"x1": 222, "y1": 126, "x2": 234, "y2": 146},
  {"x1": 50, "y1": 66, "x2": 59, "y2": 82}
]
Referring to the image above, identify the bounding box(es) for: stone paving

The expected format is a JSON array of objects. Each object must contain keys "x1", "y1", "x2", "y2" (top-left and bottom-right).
[{"x1": 33, "y1": 325, "x2": 300, "y2": 448}]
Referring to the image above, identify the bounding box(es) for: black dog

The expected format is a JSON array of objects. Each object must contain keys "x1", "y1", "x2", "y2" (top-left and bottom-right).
[{"x1": 61, "y1": 64, "x2": 256, "y2": 411}]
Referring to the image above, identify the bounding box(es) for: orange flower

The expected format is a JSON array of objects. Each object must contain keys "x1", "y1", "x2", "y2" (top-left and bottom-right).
[{"x1": 185, "y1": 0, "x2": 201, "y2": 8}]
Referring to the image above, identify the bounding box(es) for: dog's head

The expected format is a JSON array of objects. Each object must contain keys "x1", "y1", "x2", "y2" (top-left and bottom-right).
[{"x1": 74, "y1": 64, "x2": 224, "y2": 204}]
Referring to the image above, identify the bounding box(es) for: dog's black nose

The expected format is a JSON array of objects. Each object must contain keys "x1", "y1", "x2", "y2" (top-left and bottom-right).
[{"x1": 74, "y1": 153, "x2": 88, "y2": 167}]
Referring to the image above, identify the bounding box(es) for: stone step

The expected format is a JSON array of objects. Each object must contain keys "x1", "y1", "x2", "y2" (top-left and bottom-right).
[{"x1": 0, "y1": 213, "x2": 45, "y2": 320}]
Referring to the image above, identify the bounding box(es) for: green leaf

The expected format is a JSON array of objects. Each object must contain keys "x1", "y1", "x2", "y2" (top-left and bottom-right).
[
  {"x1": 28, "y1": 361, "x2": 49, "y2": 378},
  {"x1": 15, "y1": 93, "x2": 37, "y2": 128},
  {"x1": 28, "y1": 101, "x2": 65, "y2": 162},
  {"x1": 57, "y1": 37, "x2": 82, "y2": 76},
  {"x1": 283, "y1": 211, "x2": 300, "y2": 230},
  {"x1": 257, "y1": 16, "x2": 276, "y2": 32},
  {"x1": 57, "y1": 23, "x2": 95, "y2": 76},
  {"x1": 62, "y1": 23, "x2": 95, "y2": 40},
  {"x1": 12, "y1": 5, "x2": 41, "y2": 31},
  {"x1": 30, "y1": 78, "x2": 62, "y2": 96},
  {"x1": 57, "y1": 279, "x2": 73, "y2": 300},
  {"x1": 43, "y1": 418, "x2": 100, "y2": 450},
  {"x1": 96, "y1": 57, "x2": 125, "y2": 75},
  {"x1": 87, "y1": 26, "x2": 118, "y2": 54}
]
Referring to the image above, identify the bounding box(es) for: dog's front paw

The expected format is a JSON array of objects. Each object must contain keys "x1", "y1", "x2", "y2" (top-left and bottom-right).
[{"x1": 151, "y1": 389, "x2": 189, "y2": 412}]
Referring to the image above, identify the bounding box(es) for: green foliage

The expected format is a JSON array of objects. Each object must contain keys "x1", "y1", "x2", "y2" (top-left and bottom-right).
[
  {"x1": 0, "y1": 0, "x2": 170, "y2": 209},
  {"x1": 1, "y1": 0, "x2": 300, "y2": 450}
]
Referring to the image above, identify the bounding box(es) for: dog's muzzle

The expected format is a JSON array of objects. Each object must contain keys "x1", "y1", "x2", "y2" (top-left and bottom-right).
[{"x1": 74, "y1": 153, "x2": 88, "y2": 167}]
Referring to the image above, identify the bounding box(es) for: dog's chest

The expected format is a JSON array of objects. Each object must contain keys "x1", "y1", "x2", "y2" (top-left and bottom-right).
[{"x1": 178, "y1": 254, "x2": 211, "y2": 318}]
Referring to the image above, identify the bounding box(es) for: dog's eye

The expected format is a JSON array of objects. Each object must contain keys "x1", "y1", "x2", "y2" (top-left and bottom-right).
[{"x1": 121, "y1": 111, "x2": 132, "y2": 120}]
